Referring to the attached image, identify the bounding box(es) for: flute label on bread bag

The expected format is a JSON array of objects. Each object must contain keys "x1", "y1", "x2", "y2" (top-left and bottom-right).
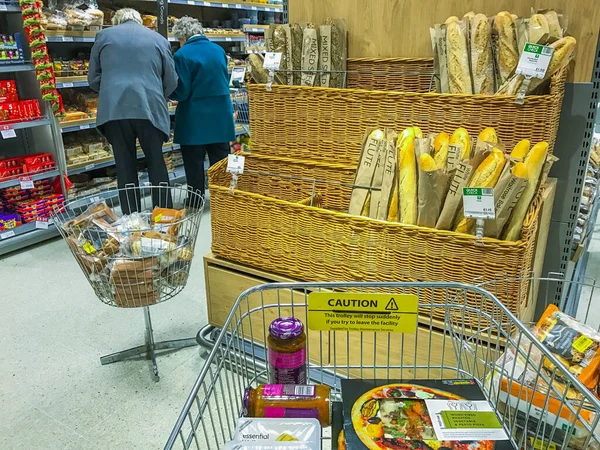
[{"x1": 516, "y1": 43, "x2": 554, "y2": 78}]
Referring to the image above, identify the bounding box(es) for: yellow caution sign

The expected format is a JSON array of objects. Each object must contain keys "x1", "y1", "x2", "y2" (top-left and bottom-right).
[{"x1": 307, "y1": 292, "x2": 418, "y2": 333}]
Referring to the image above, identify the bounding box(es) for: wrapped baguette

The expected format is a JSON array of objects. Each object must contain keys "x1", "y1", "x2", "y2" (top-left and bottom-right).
[
  {"x1": 417, "y1": 154, "x2": 450, "y2": 228},
  {"x1": 446, "y1": 19, "x2": 473, "y2": 94},
  {"x1": 348, "y1": 129, "x2": 385, "y2": 216},
  {"x1": 479, "y1": 127, "x2": 498, "y2": 143},
  {"x1": 248, "y1": 53, "x2": 270, "y2": 84},
  {"x1": 493, "y1": 11, "x2": 519, "y2": 85},
  {"x1": 432, "y1": 132, "x2": 450, "y2": 169},
  {"x1": 463, "y1": 11, "x2": 475, "y2": 21},
  {"x1": 503, "y1": 142, "x2": 548, "y2": 240},
  {"x1": 454, "y1": 148, "x2": 506, "y2": 233},
  {"x1": 470, "y1": 13, "x2": 494, "y2": 94},
  {"x1": 544, "y1": 10, "x2": 562, "y2": 40},
  {"x1": 450, "y1": 127, "x2": 471, "y2": 160},
  {"x1": 388, "y1": 127, "x2": 418, "y2": 221},
  {"x1": 510, "y1": 139, "x2": 530, "y2": 160},
  {"x1": 290, "y1": 23, "x2": 303, "y2": 85},
  {"x1": 398, "y1": 133, "x2": 417, "y2": 225},
  {"x1": 529, "y1": 14, "x2": 550, "y2": 44}
]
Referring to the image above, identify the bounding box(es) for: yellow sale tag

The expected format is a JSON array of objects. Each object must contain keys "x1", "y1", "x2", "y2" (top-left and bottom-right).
[
  {"x1": 572, "y1": 335, "x2": 594, "y2": 353},
  {"x1": 82, "y1": 242, "x2": 96, "y2": 254},
  {"x1": 530, "y1": 437, "x2": 557, "y2": 450},
  {"x1": 307, "y1": 292, "x2": 418, "y2": 333}
]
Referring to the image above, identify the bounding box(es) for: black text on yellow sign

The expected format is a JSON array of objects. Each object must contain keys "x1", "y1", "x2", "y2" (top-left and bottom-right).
[{"x1": 307, "y1": 293, "x2": 418, "y2": 333}]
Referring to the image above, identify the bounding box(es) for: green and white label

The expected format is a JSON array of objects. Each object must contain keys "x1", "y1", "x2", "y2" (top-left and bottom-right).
[
  {"x1": 463, "y1": 187, "x2": 495, "y2": 219},
  {"x1": 516, "y1": 42, "x2": 554, "y2": 79},
  {"x1": 440, "y1": 411, "x2": 503, "y2": 429}
]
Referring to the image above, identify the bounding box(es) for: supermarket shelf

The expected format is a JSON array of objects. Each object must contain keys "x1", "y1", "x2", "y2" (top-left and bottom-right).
[
  {"x1": 0, "y1": 62, "x2": 34, "y2": 73},
  {"x1": 168, "y1": 34, "x2": 247, "y2": 43},
  {"x1": 68, "y1": 189, "x2": 119, "y2": 210},
  {"x1": 0, "y1": 168, "x2": 60, "y2": 189},
  {"x1": 168, "y1": 166, "x2": 186, "y2": 184},
  {"x1": 0, "y1": 222, "x2": 59, "y2": 256},
  {"x1": 169, "y1": 0, "x2": 282, "y2": 12},
  {"x1": 46, "y1": 35, "x2": 95, "y2": 43},
  {"x1": 9, "y1": 117, "x2": 52, "y2": 130},
  {"x1": 60, "y1": 118, "x2": 95, "y2": 133},
  {"x1": 243, "y1": 24, "x2": 268, "y2": 33},
  {"x1": 56, "y1": 76, "x2": 88, "y2": 88}
]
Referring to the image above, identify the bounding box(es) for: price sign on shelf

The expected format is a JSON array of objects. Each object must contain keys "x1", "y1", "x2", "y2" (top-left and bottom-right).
[
  {"x1": 251, "y1": 5, "x2": 257, "y2": 10},
  {"x1": 1, "y1": 230, "x2": 15, "y2": 239},
  {"x1": 0, "y1": 124, "x2": 15, "y2": 139},
  {"x1": 19, "y1": 175, "x2": 34, "y2": 189},
  {"x1": 36, "y1": 217, "x2": 49, "y2": 229},
  {"x1": 463, "y1": 187, "x2": 495, "y2": 220},
  {"x1": 0, "y1": 5, "x2": 8, "y2": 11},
  {"x1": 85, "y1": 163, "x2": 95, "y2": 171},
  {"x1": 79, "y1": 124, "x2": 91, "y2": 130},
  {"x1": 227, "y1": 154, "x2": 245, "y2": 174},
  {"x1": 225, "y1": 37, "x2": 232, "y2": 42},
  {"x1": 61, "y1": 36, "x2": 74, "y2": 42},
  {"x1": 222, "y1": 3, "x2": 229, "y2": 7},
  {"x1": 263, "y1": 52, "x2": 282, "y2": 71},
  {"x1": 516, "y1": 43, "x2": 554, "y2": 79},
  {"x1": 61, "y1": 82, "x2": 74, "y2": 88},
  {"x1": 235, "y1": 3, "x2": 242, "y2": 8},
  {"x1": 187, "y1": 0, "x2": 195, "y2": 3}
]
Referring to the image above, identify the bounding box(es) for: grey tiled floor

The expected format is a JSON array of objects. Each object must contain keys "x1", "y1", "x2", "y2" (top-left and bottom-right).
[{"x1": 1, "y1": 209, "x2": 213, "y2": 450}]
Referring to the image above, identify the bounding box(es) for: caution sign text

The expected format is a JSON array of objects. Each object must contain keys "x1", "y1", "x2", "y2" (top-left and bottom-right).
[{"x1": 307, "y1": 292, "x2": 418, "y2": 333}]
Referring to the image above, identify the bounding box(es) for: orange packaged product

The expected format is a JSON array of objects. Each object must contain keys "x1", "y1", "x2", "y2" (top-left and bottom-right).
[{"x1": 151, "y1": 207, "x2": 185, "y2": 235}]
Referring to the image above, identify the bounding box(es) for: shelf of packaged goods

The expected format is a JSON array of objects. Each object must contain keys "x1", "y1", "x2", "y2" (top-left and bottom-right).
[
  {"x1": 242, "y1": 24, "x2": 268, "y2": 33},
  {"x1": 68, "y1": 189, "x2": 119, "y2": 210},
  {"x1": 56, "y1": 76, "x2": 88, "y2": 88},
  {"x1": 0, "y1": 169, "x2": 60, "y2": 189},
  {"x1": 169, "y1": 0, "x2": 282, "y2": 12},
  {"x1": 67, "y1": 144, "x2": 180, "y2": 175},
  {"x1": 0, "y1": 62, "x2": 34, "y2": 73},
  {"x1": 168, "y1": 34, "x2": 247, "y2": 43},
  {"x1": 46, "y1": 35, "x2": 96, "y2": 43},
  {"x1": 0, "y1": 221, "x2": 59, "y2": 256},
  {"x1": 0, "y1": 2, "x2": 22, "y2": 12},
  {"x1": 60, "y1": 118, "x2": 95, "y2": 133}
]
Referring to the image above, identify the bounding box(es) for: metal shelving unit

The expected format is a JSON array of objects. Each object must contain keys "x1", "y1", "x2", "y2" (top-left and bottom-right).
[
  {"x1": 0, "y1": 169, "x2": 60, "y2": 189},
  {"x1": 168, "y1": 0, "x2": 282, "y2": 12}
]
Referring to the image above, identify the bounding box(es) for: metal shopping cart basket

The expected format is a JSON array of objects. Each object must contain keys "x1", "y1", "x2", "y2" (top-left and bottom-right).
[
  {"x1": 52, "y1": 184, "x2": 204, "y2": 380},
  {"x1": 165, "y1": 281, "x2": 600, "y2": 450}
]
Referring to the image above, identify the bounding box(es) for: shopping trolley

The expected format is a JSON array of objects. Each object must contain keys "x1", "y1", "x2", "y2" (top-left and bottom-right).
[
  {"x1": 165, "y1": 281, "x2": 600, "y2": 450},
  {"x1": 52, "y1": 184, "x2": 204, "y2": 381}
]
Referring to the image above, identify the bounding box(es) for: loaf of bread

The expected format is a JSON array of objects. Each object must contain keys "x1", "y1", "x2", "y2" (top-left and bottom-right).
[
  {"x1": 432, "y1": 132, "x2": 449, "y2": 169},
  {"x1": 419, "y1": 153, "x2": 437, "y2": 172},
  {"x1": 445, "y1": 16, "x2": 459, "y2": 24},
  {"x1": 398, "y1": 134, "x2": 417, "y2": 225},
  {"x1": 446, "y1": 20, "x2": 473, "y2": 94},
  {"x1": 478, "y1": 127, "x2": 498, "y2": 143},
  {"x1": 470, "y1": 13, "x2": 494, "y2": 94},
  {"x1": 388, "y1": 128, "x2": 417, "y2": 222},
  {"x1": 494, "y1": 11, "x2": 519, "y2": 84},
  {"x1": 503, "y1": 142, "x2": 548, "y2": 240},
  {"x1": 529, "y1": 14, "x2": 550, "y2": 44},
  {"x1": 512, "y1": 161, "x2": 528, "y2": 178},
  {"x1": 463, "y1": 11, "x2": 475, "y2": 21},
  {"x1": 290, "y1": 23, "x2": 303, "y2": 85},
  {"x1": 529, "y1": 36, "x2": 576, "y2": 91},
  {"x1": 248, "y1": 53, "x2": 270, "y2": 84},
  {"x1": 544, "y1": 10, "x2": 562, "y2": 39},
  {"x1": 450, "y1": 127, "x2": 471, "y2": 160},
  {"x1": 510, "y1": 139, "x2": 530, "y2": 159}
]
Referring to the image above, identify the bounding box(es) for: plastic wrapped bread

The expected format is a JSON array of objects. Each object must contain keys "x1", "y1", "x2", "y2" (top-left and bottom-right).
[
  {"x1": 470, "y1": 13, "x2": 494, "y2": 94},
  {"x1": 493, "y1": 11, "x2": 519, "y2": 85},
  {"x1": 446, "y1": 19, "x2": 473, "y2": 94}
]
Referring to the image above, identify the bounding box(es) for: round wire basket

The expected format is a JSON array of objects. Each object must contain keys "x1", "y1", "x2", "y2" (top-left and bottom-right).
[{"x1": 52, "y1": 184, "x2": 205, "y2": 308}]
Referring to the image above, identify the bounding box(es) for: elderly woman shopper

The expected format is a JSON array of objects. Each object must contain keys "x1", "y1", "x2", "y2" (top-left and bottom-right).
[
  {"x1": 89, "y1": 8, "x2": 177, "y2": 212},
  {"x1": 171, "y1": 16, "x2": 235, "y2": 197}
]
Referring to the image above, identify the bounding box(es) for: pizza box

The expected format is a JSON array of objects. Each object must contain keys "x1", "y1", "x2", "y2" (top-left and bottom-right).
[{"x1": 341, "y1": 379, "x2": 517, "y2": 450}]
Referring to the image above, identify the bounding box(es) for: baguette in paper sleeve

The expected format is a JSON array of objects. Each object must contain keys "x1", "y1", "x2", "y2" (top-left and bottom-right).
[
  {"x1": 388, "y1": 127, "x2": 419, "y2": 222},
  {"x1": 478, "y1": 127, "x2": 498, "y2": 144},
  {"x1": 470, "y1": 13, "x2": 494, "y2": 94},
  {"x1": 528, "y1": 14, "x2": 550, "y2": 44},
  {"x1": 398, "y1": 133, "x2": 417, "y2": 225},
  {"x1": 432, "y1": 132, "x2": 449, "y2": 169},
  {"x1": 450, "y1": 127, "x2": 471, "y2": 160},
  {"x1": 510, "y1": 139, "x2": 531, "y2": 160}
]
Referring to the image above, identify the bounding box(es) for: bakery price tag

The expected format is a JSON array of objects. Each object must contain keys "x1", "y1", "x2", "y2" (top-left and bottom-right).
[
  {"x1": 516, "y1": 42, "x2": 554, "y2": 79},
  {"x1": 226, "y1": 154, "x2": 245, "y2": 174},
  {"x1": 307, "y1": 292, "x2": 418, "y2": 333},
  {"x1": 235, "y1": 3, "x2": 242, "y2": 8},
  {"x1": 0, "y1": 124, "x2": 16, "y2": 139},
  {"x1": 463, "y1": 187, "x2": 495, "y2": 219},
  {"x1": 263, "y1": 52, "x2": 282, "y2": 71},
  {"x1": 35, "y1": 217, "x2": 49, "y2": 229},
  {"x1": 19, "y1": 175, "x2": 34, "y2": 189}
]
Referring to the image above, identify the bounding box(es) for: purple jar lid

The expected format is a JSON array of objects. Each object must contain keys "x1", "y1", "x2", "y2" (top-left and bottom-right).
[{"x1": 269, "y1": 317, "x2": 304, "y2": 340}]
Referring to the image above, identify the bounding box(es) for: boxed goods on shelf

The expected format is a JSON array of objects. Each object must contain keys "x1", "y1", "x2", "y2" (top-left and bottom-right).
[
  {"x1": 0, "y1": 32, "x2": 24, "y2": 64},
  {"x1": 0, "y1": 153, "x2": 55, "y2": 181}
]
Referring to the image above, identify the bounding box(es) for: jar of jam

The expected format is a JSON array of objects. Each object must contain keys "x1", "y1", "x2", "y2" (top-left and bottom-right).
[
  {"x1": 268, "y1": 317, "x2": 307, "y2": 384},
  {"x1": 243, "y1": 384, "x2": 331, "y2": 426}
]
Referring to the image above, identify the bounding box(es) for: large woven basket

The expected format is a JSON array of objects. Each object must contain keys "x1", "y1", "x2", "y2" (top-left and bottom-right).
[
  {"x1": 248, "y1": 68, "x2": 566, "y2": 166},
  {"x1": 346, "y1": 57, "x2": 436, "y2": 93},
  {"x1": 208, "y1": 153, "x2": 541, "y2": 326}
]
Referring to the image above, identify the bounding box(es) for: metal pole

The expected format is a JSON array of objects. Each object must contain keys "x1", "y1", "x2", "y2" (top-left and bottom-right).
[{"x1": 156, "y1": 0, "x2": 168, "y2": 38}]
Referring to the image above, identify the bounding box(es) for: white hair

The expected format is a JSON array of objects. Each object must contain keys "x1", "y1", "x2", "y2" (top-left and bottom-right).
[
  {"x1": 112, "y1": 8, "x2": 142, "y2": 26},
  {"x1": 172, "y1": 16, "x2": 204, "y2": 41}
]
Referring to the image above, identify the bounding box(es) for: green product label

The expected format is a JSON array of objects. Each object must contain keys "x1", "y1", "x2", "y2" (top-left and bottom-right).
[
  {"x1": 463, "y1": 187, "x2": 482, "y2": 196},
  {"x1": 525, "y1": 43, "x2": 543, "y2": 54},
  {"x1": 440, "y1": 411, "x2": 503, "y2": 429}
]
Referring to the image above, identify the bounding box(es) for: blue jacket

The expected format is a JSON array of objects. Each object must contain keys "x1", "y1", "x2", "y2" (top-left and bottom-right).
[{"x1": 171, "y1": 35, "x2": 235, "y2": 146}]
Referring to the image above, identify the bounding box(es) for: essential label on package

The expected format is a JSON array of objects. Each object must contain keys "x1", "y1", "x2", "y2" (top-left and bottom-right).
[
  {"x1": 572, "y1": 334, "x2": 594, "y2": 353},
  {"x1": 530, "y1": 437, "x2": 557, "y2": 450},
  {"x1": 19, "y1": 176, "x2": 34, "y2": 189},
  {"x1": 263, "y1": 52, "x2": 282, "y2": 71},
  {"x1": 268, "y1": 348, "x2": 307, "y2": 384},
  {"x1": 463, "y1": 187, "x2": 495, "y2": 219},
  {"x1": 308, "y1": 292, "x2": 418, "y2": 333},
  {"x1": 227, "y1": 154, "x2": 245, "y2": 174},
  {"x1": 516, "y1": 43, "x2": 554, "y2": 79},
  {"x1": 82, "y1": 242, "x2": 96, "y2": 254},
  {"x1": 426, "y1": 400, "x2": 508, "y2": 440}
]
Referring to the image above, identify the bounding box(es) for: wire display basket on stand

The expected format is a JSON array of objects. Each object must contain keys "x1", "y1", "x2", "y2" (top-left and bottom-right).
[{"x1": 52, "y1": 184, "x2": 204, "y2": 381}]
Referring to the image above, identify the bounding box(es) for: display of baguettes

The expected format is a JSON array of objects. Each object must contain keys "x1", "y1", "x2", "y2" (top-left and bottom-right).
[
  {"x1": 493, "y1": 11, "x2": 519, "y2": 86},
  {"x1": 469, "y1": 13, "x2": 494, "y2": 94}
]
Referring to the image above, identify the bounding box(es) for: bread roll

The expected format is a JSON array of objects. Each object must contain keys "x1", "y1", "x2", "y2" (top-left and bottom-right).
[
  {"x1": 544, "y1": 10, "x2": 562, "y2": 39},
  {"x1": 450, "y1": 127, "x2": 471, "y2": 160},
  {"x1": 432, "y1": 132, "x2": 450, "y2": 169},
  {"x1": 470, "y1": 13, "x2": 494, "y2": 94},
  {"x1": 398, "y1": 135, "x2": 417, "y2": 225},
  {"x1": 446, "y1": 20, "x2": 473, "y2": 94},
  {"x1": 529, "y1": 14, "x2": 549, "y2": 44},
  {"x1": 419, "y1": 153, "x2": 437, "y2": 172},
  {"x1": 503, "y1": 142, "x2": 548, "y2": 240},
  {"x1": 478, "y1": 127, "x2": 498, "y2": 143},
  {"x1": 494, "y1": 11, "x2": 519, "y2": 84},
  {"x1": 510, "y1": 139, "x2": 530, "y2": 159}
]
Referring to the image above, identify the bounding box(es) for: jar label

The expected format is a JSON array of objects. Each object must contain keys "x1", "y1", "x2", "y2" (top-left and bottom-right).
[
  {"x1": 264, "y1": 406, "x2": 319, "y2": 420},
  {"x1": 263, "y1": 384, "x2": 316, "y2": 398},
  {"x1": 268, "y1": 348, "x2": 307, "y2": 384}
]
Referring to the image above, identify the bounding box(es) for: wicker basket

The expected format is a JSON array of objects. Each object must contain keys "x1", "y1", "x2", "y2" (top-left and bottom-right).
[
  {"x1": 208, "y1": 153, "x2": 541, "y2": 325},
  {"x1": 248, "y1": 68, "x2": 566, "y2": 166},
  {"x1": 346, "y1": 57, "x2": 436, "y2": 93}
]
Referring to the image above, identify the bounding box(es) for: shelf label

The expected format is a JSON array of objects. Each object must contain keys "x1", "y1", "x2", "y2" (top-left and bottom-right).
[
  {"x1": 226, "y1": 154, "x2": 245, "y2": 174},
  {"x1": 235, "y1": 3, "x2": 242, "y2": 8},
  {"x1": 263, "y1": 52, "x2": 282, "y2": 70},
  {"x1": 0, "y1": 124, "x2": 15, "y2": 139},
  {"x1": 516, "y1": 43, "x2": 554, "y2": 79},
  {"x1": 251, "y1": 5, "x2": 257, "y2": 10},
  {"x1": 307, "y1": 292, "x2": 418, "y2": 333},
  {"x1": 203, "y1": 1, "x2": 211, "y2": 5},
  {"x1": 61, "y1": 82, "x2": 74, "y2": 88},
  {"x1": 19, "y1": 175, "x2": 34, "y2": 189},
  {"x1": 0, "y1": 230, "x2": 15, "y2": 239},
  {"x1": 89, "y1": 195, "x2": 101, "y2": 204},
  {"x1": 222, "y1": 2, "x2": 229, "y2": 7},
  {"x1": 187, "y1": 0, "x2": 195, "y2": 3},
  {"x1": 79, "y1": 124, "x2": 91, "y2": 130},
  {"x1": 61, "y1": 36, "x2": 74, "y2": 42},
  {"x1": 230, "y1": 67, "x2": 246, "y2": 85},
  {"x1": 0, "y1": 5, "x2": 8, "y2": 11},
  {"x1": 36, "y1": 218, "x2": 49, "y2": 229},
  {"x1": 85, "y1": 163, "x2": 95, "y2": 171},
  {"x1": 463, "y1": 187, "x2": 495, "y2": 219},
  {"x1": 225, "y1": 37, "x2": 232, "y2": 42}
]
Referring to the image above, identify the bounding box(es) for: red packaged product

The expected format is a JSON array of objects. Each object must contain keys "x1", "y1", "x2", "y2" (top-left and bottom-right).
[
  {"x1": 0, "y1": 166, "x2": 24, "y2": 180},
  {"x1": 25, "y1": 162, "x2": 56, "y2": 174},
  {"x1": 23, "y1": 153, "x2": 53, "y2": 167},
  {"x1": 0, "y1": 80, "x2": 18, "y2": 103},
  {"x1": 0, "y1": 102, "x2": 21, "y2": 123},
  {"x1": 0, "y1": 157, "x2": 22, "y2": 169}
]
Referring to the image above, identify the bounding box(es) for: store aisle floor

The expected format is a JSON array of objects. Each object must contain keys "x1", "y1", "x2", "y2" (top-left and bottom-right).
[{"x1": 1, "y1": 209, "x2": 213, "y2": 450}]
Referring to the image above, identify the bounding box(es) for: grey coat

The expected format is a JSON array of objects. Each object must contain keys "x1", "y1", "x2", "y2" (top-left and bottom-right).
[{"x1": 88, "y1": 21, "x2": 178, "y2": 139}]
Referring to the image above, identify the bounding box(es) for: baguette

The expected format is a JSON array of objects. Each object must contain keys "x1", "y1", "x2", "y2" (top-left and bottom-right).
[
  {"x1": 470, "y1": 13, "x2": 494, "y2": 94},
  {"x1": 463, "y1": 11, "x2": 475, "y2": 21},
  {"x1": 388, "y1": 128, "x2": 417, "y2": 221},
  {"x1": 529, "y1": 36, "x2": 576, "y2": 91},
  {"x1": 413, "y1": 126, "x2": 423, "y2": 138},
  {"x1": 450, "y1": 127, "x2": 471, "y2": 160},
  {"x1": 248, "y1": 53, "x2": 270, "y2": 84},
  {"x1": 432, "y1": 132, "x2": 450, "y2": 169},
  {"x1": 529, "y1": 14, "x2": 550, "y2": 44},
  {"x1": 398, "y1": 134, "x2": 417, "y2": 225},
  {"x1": 445, "y1": 16, "x2": 459, "y2": 24},
  {"x1": 494, "y1": 11, "x2": 519, "y2": 84},
  {"x1": 478, "y1": 127, "x2": 498, "y2": 143},
  {"x1": 510, "y1": 139, "x2": 530, "y2": 159},
  {"x1": 544, "y1": 10, "x2": 562, "y2": 39},
  {"x1": 419, "y1": 153, "x2": 437, "y2": 172},
  {"x1": 512, "y1": 161, "x2": 528, "y2": 178},
  {"x1": 503, "y1": 142, "x2": 548, "y2": 240},
  {"x1": 446, "y1": 20, "x2": 473, "y2": 94}
]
